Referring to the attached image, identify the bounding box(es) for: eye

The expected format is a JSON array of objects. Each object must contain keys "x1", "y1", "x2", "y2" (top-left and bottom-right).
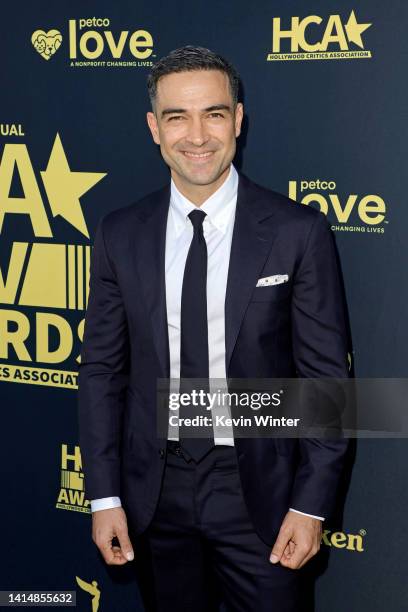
[
  {"x1": 208, "y1": 112, "x2": 224, "y2": 119},
  {"x1": 168, "y1": 115, "x2": 185, "y2": 122}
]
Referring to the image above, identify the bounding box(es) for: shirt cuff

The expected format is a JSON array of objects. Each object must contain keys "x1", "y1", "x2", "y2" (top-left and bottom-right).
[
  {"x1": 90, "y1": 497, "x2": 122, "y2": 513},
  {"x1": 289, "y1": 507, "x2": 325, "y2": 521}
]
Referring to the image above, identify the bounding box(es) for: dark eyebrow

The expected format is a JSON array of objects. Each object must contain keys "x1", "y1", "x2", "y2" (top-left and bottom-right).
[
  {"x1": 204, "y1": 104, "x2": 232, "y2": 113},
  {"x1": 161, "y1": 104, "x2": 232, "y2": 119},
  {"x1": 161, "y1": 108, "x2": 187, "y2": 118}
]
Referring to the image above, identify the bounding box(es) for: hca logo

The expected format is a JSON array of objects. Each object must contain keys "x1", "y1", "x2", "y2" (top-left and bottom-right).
[
  {"x1": 31, "y1": 18, "x2": 154, "y2": 65},
  {"x1": 56, "y1": 444, "x2": 90, "y2": 513},
  {"x1": 267, "y1": 10, "x2": 372, "y2": 61},
  {"x1": 0, "y1": 130, "x2": 105, "y2": 387},
  {"x1": 0, "y1": 132, "x2": 105, "y2": 311}
]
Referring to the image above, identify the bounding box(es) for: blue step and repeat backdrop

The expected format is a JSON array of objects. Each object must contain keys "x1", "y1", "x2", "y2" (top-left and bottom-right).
[{"x1": 1, "y1": 1, "x2": 407, "y2": 610}]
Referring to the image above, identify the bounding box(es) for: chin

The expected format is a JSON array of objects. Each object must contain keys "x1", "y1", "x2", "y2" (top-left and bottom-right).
[
  {"x1": 176, "y1": 168, "x2": 214, "y2": 186},
  {"x1": 189, "y1": 164, "x2": 227, "y2": 185},
  {"x1": 189, "y1": 173, "x2": 217, "y2": 185}
]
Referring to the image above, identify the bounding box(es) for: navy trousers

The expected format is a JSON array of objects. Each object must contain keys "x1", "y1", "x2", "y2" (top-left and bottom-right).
[{"x1": 132, "y1": 441, "x2": 306, "y2": 612}]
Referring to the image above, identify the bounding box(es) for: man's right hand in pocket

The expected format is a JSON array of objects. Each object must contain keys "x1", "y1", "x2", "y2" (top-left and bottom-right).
[{"x1": 92, "y1": 507, "x2": 134, "y2": 565}]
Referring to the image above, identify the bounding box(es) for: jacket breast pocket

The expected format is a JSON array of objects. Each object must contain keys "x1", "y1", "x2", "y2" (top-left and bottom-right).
[{"x1": 250, "y1": 282, "x2": 291, "y2": 303}]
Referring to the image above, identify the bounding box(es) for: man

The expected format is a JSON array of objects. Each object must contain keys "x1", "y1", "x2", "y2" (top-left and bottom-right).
[{"x1": 78, "y1": 46, "x2": 349, "y2": 611}]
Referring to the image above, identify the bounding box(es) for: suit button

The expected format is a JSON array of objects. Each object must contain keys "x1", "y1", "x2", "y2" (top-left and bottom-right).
[{"x1": 159, "y1": 448, "x2": 165, "y2": 459}]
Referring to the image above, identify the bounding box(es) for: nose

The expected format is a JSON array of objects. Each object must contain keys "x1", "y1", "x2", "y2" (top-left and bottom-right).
[{"x1": 185, "y1": 116, "x2": 209, "y2": 147}]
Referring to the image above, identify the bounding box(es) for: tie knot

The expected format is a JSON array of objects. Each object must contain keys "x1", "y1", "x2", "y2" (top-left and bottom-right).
[{"x1": 188, "y1": 209, "x2": 206, "y2": 230}]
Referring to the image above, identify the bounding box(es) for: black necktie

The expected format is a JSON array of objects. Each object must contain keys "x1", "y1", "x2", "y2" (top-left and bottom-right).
[{"x1": 179, "y1": 209, "x2": 214, "y2": 461}]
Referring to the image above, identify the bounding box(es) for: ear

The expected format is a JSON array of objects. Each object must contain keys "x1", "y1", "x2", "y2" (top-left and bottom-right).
[
  {"x1": 234, "y1": 103, "x2": 244, "y2": 138},
  {"x1": 146, "y1": 111, "x2": 161, "y2": 145}
]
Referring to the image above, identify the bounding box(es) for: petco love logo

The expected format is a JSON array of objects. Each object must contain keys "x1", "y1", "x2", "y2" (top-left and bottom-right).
[
  {"x1": 31, "y1": 17, "x2": 155, "y2": 68},
  {"x1": 289, "y1": 179, "x2": 387, "y2": 235},
  {"x1": 31, "y1": 30, "x2": 62, "y2": 60}
]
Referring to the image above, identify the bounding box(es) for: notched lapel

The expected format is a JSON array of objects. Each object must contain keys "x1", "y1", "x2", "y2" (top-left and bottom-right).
[
  {"x1": 130, "y1": 175, "x2": 280, "y2": 380},
  {"x1": 225, "y1": 176, "x2": 279, "y2": 372},
  {"x1": 133, "y1": 186, "x2": 171, "y2": 379}
]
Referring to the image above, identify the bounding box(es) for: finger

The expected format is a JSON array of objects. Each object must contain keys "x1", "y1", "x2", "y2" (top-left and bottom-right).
[
  {"x1": 116, "y1": 527, "x2": 135, "y2": 562},
  {"x1": 283, "y1": 544, "x2": 291, "y2": 558},
  {"x1": 297, "y1": 541, "x2": 321, "y2": 569},
  {"x1": 297, "y1": 551, "x2": 316, "y2": 569},
  {"x1": 270, "y1": 526, "x2": 292, "y2": 564},
  {"x1": 280, "y1": 540, "x2": 310, "y2": 569},
  {"x1": 283, "y1": 540, "x2": 295, "y2": 559},
  {"x1": 111, "y1": 545, "x2": 129, "y2": 564},
  {"x1": 99, "y1": 541, "x2": 125, "y2": 565}
]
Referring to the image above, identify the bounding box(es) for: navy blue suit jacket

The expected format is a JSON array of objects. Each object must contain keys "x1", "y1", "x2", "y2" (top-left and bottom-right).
[{"x1": 78, "y1": 173, "x2": 349, "y2": 545}]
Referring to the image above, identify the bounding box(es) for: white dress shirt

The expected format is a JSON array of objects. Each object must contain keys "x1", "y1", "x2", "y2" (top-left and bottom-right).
[{"x1": 90, "y1": 165, "x2": 324, "y2": 521}]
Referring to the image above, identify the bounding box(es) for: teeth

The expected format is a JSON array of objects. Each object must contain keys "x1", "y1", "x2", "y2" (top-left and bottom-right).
[{"x1": 183, "y1": 151, "x2": 213, "y2": 158}]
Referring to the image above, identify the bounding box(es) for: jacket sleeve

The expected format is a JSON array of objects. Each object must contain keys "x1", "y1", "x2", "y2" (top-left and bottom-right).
[
  {"x1": 289, "y1": 211, "x2": 350, "y2": 519},
  {"x1": 78, "y1": 216, "x2": 130, "y2": 500}
]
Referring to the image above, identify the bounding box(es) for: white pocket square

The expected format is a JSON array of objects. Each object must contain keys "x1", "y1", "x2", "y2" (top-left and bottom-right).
[{"x1": 256, "y1": 274, "x2": 289, "y2": 287}]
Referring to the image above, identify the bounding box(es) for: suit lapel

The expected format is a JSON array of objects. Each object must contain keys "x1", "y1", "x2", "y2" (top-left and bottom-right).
[
  {"x1": 133, "y1": 173, "x2": 279, "y2": 379},
  {"x1": 225, "y1": 174, "x2": 279, "y2": 372},
  {"x1": 133, "y1": 186, "x2": 171, "y2": 379}
]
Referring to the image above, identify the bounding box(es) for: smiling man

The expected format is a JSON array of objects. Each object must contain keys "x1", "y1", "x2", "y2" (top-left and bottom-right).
[
  {"x1": 78, "y1": 46, "x2": 350, "y2": 611},
  {"x1": 146, "y1": 67, "x2": 242, "y2": 202}
]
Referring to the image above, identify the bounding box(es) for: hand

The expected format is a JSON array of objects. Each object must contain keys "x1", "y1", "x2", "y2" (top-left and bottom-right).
[
  {"x1": 270, "y1": 511, "x2": 322, "y2": 569},
  {"x1": 92, "y1": 507, "x2": 134, "y2": 565}
]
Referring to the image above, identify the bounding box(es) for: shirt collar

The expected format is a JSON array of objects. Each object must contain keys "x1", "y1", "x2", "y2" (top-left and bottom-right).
[{"x1": 170, "y1": 164, "x2": 238, "y2": 237}]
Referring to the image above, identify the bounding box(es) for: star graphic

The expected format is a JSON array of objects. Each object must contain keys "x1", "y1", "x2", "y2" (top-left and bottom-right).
[
  {"x1": 40, "y1": 133, "x2": 106, "y2": 238},
  {"x1": 345, "y1": 10, "x2": 372, "y2": 49}
]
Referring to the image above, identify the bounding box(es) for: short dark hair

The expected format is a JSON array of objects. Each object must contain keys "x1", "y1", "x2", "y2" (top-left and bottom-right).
[{"x1": 147, "y1": 45, "x2": 240, "y2": 110}]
